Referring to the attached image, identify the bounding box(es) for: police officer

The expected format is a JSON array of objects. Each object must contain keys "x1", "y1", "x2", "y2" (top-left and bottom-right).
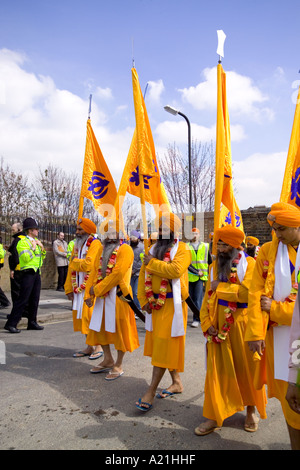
[
  {"x1": 187, "y1": 228, "x2": 212, "y2": 327},
  {"x1": 4, "y1": 218, "x2": 46, "y2": 333}
]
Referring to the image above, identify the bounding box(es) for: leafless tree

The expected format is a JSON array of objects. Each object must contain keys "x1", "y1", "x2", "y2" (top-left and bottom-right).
[{"x1": 157, "y1": 140, "x2": 215, "y2": 213}]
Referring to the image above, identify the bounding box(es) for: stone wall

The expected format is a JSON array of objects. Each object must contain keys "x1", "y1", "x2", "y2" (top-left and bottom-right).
[{"x1": 0, "y1": 247, "x2": 58, "y2": 293}]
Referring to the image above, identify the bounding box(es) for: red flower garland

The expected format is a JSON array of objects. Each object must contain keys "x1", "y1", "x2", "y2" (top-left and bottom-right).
[
  {"x1": 144, "y1": 247, "x2": 173, "y2": 310},
  {"x1": 71, "y1": 235, "x2": 95, "y2": 294},
  {"x1": 204, "y1": 253, "x2": 241, "y2": 343},
  {"x1": 95, "y1": 246, "x2": 120, "y2": 297}
]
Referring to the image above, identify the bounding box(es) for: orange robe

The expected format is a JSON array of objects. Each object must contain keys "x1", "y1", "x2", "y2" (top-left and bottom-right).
[
  {"x1": 86, "y1": 243, "x2": 139, "y2": 353},
  {"x1": 245, "y1": 240, "x2": 300, "y2": 430},
  {"x1": 137, "y1": 241, "x2": 190, "y2": 372},
  {"x1": 64, "y1": 238, "x2": 101, "y2": 335},
  {"x1": 200, "y1": 255, "x2": 267, "y2": 427}
]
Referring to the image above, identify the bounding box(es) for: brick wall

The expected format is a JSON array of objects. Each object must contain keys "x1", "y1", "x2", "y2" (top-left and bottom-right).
[{"x1": 191, "y1": 205, "x2": 273, "y2": 245}]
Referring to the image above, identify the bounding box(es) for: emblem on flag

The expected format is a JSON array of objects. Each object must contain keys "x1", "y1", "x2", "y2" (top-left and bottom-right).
[{"x1": 88, "y1": 171, "x2": 110, "y2": 199}]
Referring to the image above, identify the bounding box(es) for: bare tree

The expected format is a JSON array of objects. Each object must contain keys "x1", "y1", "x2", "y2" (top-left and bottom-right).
[
  {"x1": 0, "y1": 157, "x2": 33, "y2": 217},
  {"x1": 157, "y1": 140, "x2": 215, "y2": 213}
]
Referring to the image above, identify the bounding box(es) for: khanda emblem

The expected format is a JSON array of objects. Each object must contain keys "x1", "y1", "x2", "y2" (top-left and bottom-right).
[
  {"x1": 225, "y1": 211, "x2": 241, "y2": 227},
  {"x1": 88, "y1": 171, "x2": 109, "y2": 199},
  {"x1": 129, "y1": 166, "x2": 153, "y2": 189},
  {"x1": 290, "y1": 167, "x2": 300, "y2": 207}
]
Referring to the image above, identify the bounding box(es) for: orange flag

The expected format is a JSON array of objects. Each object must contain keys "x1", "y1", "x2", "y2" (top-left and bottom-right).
[
  {"x1": 79, "y1": 118, "x2": 117, "y2": 218},
  {"x1": 280, "y1": 84, "x2": 300, "y2": 207},
  {"x1": 112, "y1": 68, "x2": 171, "y2": 241},
  {"x1": 213, "y1": 63, "x2": 243, "y2": 254}
]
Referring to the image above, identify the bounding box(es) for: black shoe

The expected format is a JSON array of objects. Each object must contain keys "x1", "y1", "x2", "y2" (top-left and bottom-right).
[
  {"x1": 4, "y1": 325, "x2": 21, "y2": 333},
  {"x1": 56, "y1": 288, "x2": 64, "y2": 292},
  {"x1": 27, "y1": 321, "x2": 44, "y2": 331}
]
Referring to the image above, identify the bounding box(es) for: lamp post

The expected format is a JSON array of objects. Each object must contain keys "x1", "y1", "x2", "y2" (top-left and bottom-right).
[{"x1": 164, "y1": 105, "x2": 192, "y2": 210}]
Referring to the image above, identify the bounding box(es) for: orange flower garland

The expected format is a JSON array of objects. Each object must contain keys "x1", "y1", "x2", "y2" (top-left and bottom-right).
[
  {"x1": 71, "y1": 235, "x2": 95, "y2": 294},
  {"x1": 145, "y1": 247, "x2": 173, "y2": 310}
]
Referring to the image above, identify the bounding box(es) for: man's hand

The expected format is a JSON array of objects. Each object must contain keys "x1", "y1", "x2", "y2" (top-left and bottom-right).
[
  {"x1": 211, "y1": 280, "x2": 220, "y2": 292},
  {"x1": 143, "y1": 302, "x2": 152, "y2": 314},
  {"x1": 207, "y1": 325, "x2": 218, "y2": 336},
  {"x1": 10, "y1": 270, "x2": 14, "y2": 279},
  {"x1": 85, "y1": 297, "x2": 93, "y2": 308},
  {"x1": 285, "y1": 382, "x2": 300, "y2": 414},
  {"x1": 260, "y1": 295, "x2": 272, "y2": 313},
  {"x1": 67, "y1": 292, "x2": 74, "y2": 301},
  {"x1": 248, "y1": 340, "x2": 265, "y2": 356},
  {"x1": 143, "y1": 254, "x2": 154, "y2": 266}
]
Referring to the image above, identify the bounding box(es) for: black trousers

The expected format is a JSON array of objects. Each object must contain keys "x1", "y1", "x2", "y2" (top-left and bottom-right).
[
  {"x1": 0, "y1": 287, "x2": 10, "y2": 307},
  {"x1": 10, "y1": 270, "x2": 29, "y2": 317},
  {"x1": 57, "y1": 265, "x2": 68, "y2": 290},
  {"x1": 5, "y1": 269, "x2": 41, "y2": 328}
]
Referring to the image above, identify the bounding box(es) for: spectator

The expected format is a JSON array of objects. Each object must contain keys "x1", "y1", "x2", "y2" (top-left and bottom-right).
[
  {"x1": 53, "y1": 232, "x2": 68, "y2": 291},
  {"x1": 0, "y1": 236, "x2": 10, "y2": 309}
]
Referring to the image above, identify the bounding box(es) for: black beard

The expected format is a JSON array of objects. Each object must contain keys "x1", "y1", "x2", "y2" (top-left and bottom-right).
[
  {"x1": 153, "y1": 232, "x2": 175, "y2": 260},
  {"x1": 130, "y1": 240, "x2": 139, "y2": 247},
  {"x1": 101, "y1": 238, "x2": 119, "y2": 277},
  {"x1": 246, "y1": 246, "x2": 256, "y2": 258},
  {"x1": 217, "y1": 248, "x2": 238, "y2": 281}
]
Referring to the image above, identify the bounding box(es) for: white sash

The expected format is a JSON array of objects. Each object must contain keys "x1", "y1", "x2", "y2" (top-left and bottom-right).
[
  {"x1": 273, "y1": 242, "x2": 298, "y2": 381},
  {"x1": 89, "y1": 286, "x2": 117, "y2": 333},
  {"x1": 72, "y1": 238, "x2": 89, "y2": 320},
  {"x1": 145, "y1": 240, "x2": 185, "y2": 338}
]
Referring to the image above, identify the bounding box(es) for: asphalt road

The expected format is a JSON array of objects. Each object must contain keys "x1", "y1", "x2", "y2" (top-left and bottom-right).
[{"x1": 0, "y1": 289, "x2": 292, "y2": 452}]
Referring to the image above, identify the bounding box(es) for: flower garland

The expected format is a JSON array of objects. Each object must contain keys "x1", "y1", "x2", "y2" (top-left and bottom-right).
[
  {"x1": 95, "y1": 246, "x2": 120, "y2": 297},
  {"x1": 144, "y1": 246, "x2": 173, "y2": 310},
  {"x1": 71, "y1": 235, "x2": 95, "y2": 294},
  {"x1": 204, "y1": 253, "x2": 242, "y2": 343}
]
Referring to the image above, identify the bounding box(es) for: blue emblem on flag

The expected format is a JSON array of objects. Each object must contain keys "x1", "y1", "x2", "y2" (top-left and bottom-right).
[
  {"x1": 88, "y1": 171, "x2": 109, "y2": 199},
  {"x1": 129, "y1": 166, "x2": 152, "y2": 189},
  {"x1": 290, "y1": 167, "x2": 300, "y2": 207},
  {"x1": 225, "y1": 211, "x2": 241, "y2": 227}
]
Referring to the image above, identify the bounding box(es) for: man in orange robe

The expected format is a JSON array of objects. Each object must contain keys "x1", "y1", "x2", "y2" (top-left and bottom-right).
[
  {"x1": 245, "y1": 202, "x2": 300, "y2": 450},
  {"x1": 64, "y1": 217, "x2": 103, "y2": 359},
  {"x1": 136, "y1": 212, "x2": 191, "y2": 411},
  {"x1": 196, "y1": 225, "x2": 267, "y2": 436},
  {"x1": 85, "y1": 222, "x2": 139, "y2": 380}
]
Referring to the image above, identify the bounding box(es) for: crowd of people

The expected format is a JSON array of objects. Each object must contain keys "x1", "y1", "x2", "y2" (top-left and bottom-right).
[{"x1": 1, "y1": 204, "x2": 300, "y2": 449}]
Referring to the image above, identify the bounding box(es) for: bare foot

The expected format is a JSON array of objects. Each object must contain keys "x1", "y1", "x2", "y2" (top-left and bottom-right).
[
  {"x1": 194, "y1": 419, "x2": 220, "y2": 436},
  {"x1": 245, "y1": 407, "x2": 259, "y2": 432}
]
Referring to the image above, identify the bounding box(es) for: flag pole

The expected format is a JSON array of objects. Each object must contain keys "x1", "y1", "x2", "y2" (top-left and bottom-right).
[{"x1": 78, "y1": 95, "x2": 93, "y2": 218}]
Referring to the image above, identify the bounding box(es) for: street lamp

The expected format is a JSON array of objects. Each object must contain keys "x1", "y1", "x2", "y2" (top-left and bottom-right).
[{"x1": 164, "y1": 105, "x2": 192, "y2": 209}]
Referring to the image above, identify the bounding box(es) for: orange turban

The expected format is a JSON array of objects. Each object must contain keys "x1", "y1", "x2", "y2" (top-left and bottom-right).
[
  {"x1": 155, "y1": 212, "x2": 181, "y2": 234},
  {"x1": 245, "y1": 236, "x2": 259, "y2": 246},
  {"x1": 215, "y1": 225, "x2": 244, "y2": 249},
  {"x1": 267, "y1": 202, "x2": 300, "y2": 228},
  {"x1": 192, "y1": 227, "x2": 200, "y2": 233},
  {"x1": 77, "y1": 217, "x2": 96, "y2": 234}
]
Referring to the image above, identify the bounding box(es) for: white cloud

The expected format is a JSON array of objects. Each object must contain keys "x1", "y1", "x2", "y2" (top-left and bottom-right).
[
  {"x1": 179, "y1": 66, "x2": 274, "y2": 122},
  {"x1": 155, "y1": 120, "x2": 246, "y2": 148},
  {"x1": 95, "y1": 86, "x2": 113, "y2": 100},
  {"x1": 146, "y1": 79, "x2": 165, "y2": 104},
  {"x1": 0, "y1": 48, "x2": 133, "y2": 183},
  {"x1": 233, "y1": 151, "x2": 287, "y2": 210}
]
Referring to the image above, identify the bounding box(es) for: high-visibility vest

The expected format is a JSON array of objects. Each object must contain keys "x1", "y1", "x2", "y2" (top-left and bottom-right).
[
  {"x1": 187, "y1": 242, "x2": 209, "y2": 282},
  {"x1": 0, "y1": 243, "x2": 5, "y2": 264},
  {"x1": 17, "y1": 235, "x2": 46, "y2": 272},
  {"x1": 67, "y1": 239, "x2": 75, "y2": 260}
]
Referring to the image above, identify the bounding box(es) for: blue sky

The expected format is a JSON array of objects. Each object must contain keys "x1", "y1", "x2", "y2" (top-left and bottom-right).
[{"x1": 1, "y1": 0, "x2": 300, "y2": 210}]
